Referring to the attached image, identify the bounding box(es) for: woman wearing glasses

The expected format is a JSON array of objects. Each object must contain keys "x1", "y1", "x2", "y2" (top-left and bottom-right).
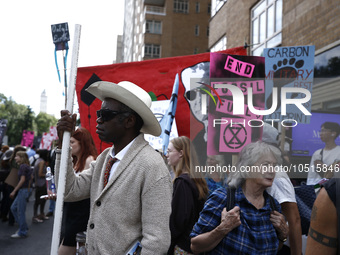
[{"x1": 190, "y1": 142, "x2": 288, "y2": 254}]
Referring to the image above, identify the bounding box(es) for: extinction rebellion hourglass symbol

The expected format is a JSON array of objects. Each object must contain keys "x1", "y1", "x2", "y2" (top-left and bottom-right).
[{"x1": 223, "y1": 124, "x2": 247, "y2": 150}]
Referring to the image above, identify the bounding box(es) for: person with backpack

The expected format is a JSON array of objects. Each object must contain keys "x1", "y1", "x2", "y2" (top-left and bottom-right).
[
  {"x1": 190, "y1": 141, "x2": 288, "y2": 254},
  {"x1": 307, "y1": 122, "x2": 340, "y2": 185}
]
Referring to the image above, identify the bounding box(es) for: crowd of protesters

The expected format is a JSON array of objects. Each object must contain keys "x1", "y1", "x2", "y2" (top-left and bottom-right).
[
  {"x1": 0, "y1": 80, "x2": 339, "y2": 255},
  {"x1": 0, "y1": 144, "x2": 56, "y2": 237}
]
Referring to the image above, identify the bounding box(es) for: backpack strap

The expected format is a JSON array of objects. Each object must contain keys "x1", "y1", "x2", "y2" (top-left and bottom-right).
[
  {"x1": 268, "y1": 194, "x2": 278, "y2": 212},
  {"x1": 226, "y1": 187, "x2": 236, "y2": 211},
  {"x1": 320, "y1": 149, "x2": 324, "y2": 162},
  {"x1": 226, "y1": 187, "x2": 277, "y2": 211}
]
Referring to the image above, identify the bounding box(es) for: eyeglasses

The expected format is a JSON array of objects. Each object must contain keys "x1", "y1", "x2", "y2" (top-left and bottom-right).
[{"x1": 96, "y1": 109, "x2": 127, "y2": 122}]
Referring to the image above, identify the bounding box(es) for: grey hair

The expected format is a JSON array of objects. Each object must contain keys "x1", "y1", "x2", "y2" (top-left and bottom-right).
[
  {"x1": 227, "y1": 141, "x2": 282, "y2": 188},
  {"x1": 209, "y1": 154, "x2": 225, "y2": 166},
  {"x1": 206, "y1": 154, "x2": 227, "y2": 180}
]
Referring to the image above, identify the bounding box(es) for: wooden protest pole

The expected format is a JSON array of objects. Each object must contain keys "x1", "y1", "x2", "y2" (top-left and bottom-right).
[
  {"x1": 232, "y1": 154, "x2": 238, "y2": 167},
  {"x1": 50, "y1": 24, "x2": 81, "y2": 255}
]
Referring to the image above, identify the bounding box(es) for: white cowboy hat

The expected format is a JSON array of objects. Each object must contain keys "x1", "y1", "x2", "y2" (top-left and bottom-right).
[{"x1": 86, "y1": 81, "x2": 161, "y2": 136}]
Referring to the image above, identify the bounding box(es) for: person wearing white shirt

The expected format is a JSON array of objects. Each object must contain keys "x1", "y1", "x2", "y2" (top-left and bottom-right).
[{"x1": 307, "y1": 122, "x2": 340, "y2": 185}]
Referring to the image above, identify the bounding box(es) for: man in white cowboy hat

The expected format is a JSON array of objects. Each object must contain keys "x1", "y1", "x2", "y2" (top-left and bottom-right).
[{"x1": 55, "y1": 81, "x2": 172, "y2": 254}]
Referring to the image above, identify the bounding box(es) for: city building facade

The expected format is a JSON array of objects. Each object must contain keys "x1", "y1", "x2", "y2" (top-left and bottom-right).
[
  {"x1": 209, "y1": 0, "x2": 340, "y2": 112},
  {"x1": 120, "y1": 0, "x2": 211, "y2": 62}
]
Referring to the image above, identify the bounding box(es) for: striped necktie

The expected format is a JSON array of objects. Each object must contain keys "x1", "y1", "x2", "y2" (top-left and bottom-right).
[{"x1": 103, "y1": 157, "x2": 117, "y2": 188}]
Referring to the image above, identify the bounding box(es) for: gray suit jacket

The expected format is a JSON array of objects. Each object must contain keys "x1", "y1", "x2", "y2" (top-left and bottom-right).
[{"x1": 56, "y1": 134, "x2": 172, "y2": 254}]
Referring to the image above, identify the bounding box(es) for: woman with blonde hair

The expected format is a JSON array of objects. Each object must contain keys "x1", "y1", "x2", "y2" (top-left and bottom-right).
[
  {"x1": 166, "y1": 136, "x2": 208, "y2": 254},
  {"x1": 9, "y1": 151, "x2": 32, "y2": 238}
]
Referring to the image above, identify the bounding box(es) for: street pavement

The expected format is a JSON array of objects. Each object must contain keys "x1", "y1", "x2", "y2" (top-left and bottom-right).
[{"x1": 0, "y1": 197, "x2": 54, "y2": 255}]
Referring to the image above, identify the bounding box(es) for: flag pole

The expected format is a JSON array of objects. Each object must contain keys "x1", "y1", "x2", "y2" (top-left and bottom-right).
[
  {"x1": 160, "y1": 73, "x2": 179, "y2": 155},
  {"x1": 63, "y1": 48, "x2": 68, "y2": 108},
  {"x1": 50, "y1": 24, "x2": 81, "y2": 255}
]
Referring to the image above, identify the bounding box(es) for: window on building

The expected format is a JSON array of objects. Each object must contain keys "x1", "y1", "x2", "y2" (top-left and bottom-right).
[
  {"x1": 251, "y1": 0, "x2": 282, "y2": 56},
  {"x1": 210, "y1": 36, "x2": 227, "y2": 52},
  {"x1": 195, "y1": 2, "x2": 200, "y2": 13},
  {"x1": 145, "y1": 20, "x2": 162, "y2": 34},
  {"x1": 207, "y1": 26, "x2": 209, "y2": 37},
  {"x1": 211, "y1": 0, "x2": 227, "y2": 17},
  {"x1": 195, "y1": 25, "x2": 200, "y2": 36},
  {"x1": 144, "y1": 44, "x2": 161, "y2": 58},
  {"x1": 194, "y1": 48, "x2": 199, "y2": 54},
  {"x1": 314, "y1": 43, "x2": 340, "y2": 112},
  {"x1": 145, "y1": 5, "x2": 166, "y2": 15},
  {"x1": 314, "y1": 44, "x2": 340, "y2": 79},
  {"x1": 174, "y1": 0, "x2": 189, "y2": 14},
  {"x1": 207, "y1": 3, "x2": 211, "y2": 15}
]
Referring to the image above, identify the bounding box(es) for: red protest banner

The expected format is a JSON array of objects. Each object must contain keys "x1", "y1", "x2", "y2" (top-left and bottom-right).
[{"x1": 76, "y1": 47, "x2": 246, "y2": 153}]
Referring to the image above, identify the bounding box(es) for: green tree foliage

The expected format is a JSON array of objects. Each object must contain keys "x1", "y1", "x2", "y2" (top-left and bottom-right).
[
  {"x1": 35, "y1": 112, "x2": 58, "y2": 136},
  {"x1": 0, "y1": 93, "x2": 57, "y2": 146},
  {"x1": 0, "y1": 94, "x2": 35, "y2": 145}
]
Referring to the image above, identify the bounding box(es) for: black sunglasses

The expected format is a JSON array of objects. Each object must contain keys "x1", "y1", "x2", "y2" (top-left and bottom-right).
[{"x1": 96, "y1": 109, "x2": 128, "y2": 122}]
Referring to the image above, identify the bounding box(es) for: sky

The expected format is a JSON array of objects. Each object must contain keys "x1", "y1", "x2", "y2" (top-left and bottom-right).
[{"x1": 0, "y1": 0, "x2": 125, "y2": 117}]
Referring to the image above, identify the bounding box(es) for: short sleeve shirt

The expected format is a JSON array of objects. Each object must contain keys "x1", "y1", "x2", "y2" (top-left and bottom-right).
[
  {"x1": 307, "y1": 146, "x2": 340, "y2": 185},
  {"x1": 190, "y1": 187, "x2": 280, "y2": 255},
  {"x1": 18, "y1": 164, "x2": 32, "y2": 189},
  {"x1": 267, "y1": 171, "x2": 297, "y2": 204}
]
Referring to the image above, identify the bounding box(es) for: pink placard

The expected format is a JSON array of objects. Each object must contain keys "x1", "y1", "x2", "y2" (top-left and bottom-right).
[
  {"x1": 224, "y1": 55, "x2": 255, "y2": 78},
  {"x1": 216, "y1": 98, "x2": 264, "y2": 120},
  {"x1": 21, "y1": 130, "x2": 34, "y2": 147},
  {"x1": 213, "y1": 80, "x2": 265, "y2": 96},
  {"x1": 218, "y1": 117, "x2": 252, "y2": 153}
]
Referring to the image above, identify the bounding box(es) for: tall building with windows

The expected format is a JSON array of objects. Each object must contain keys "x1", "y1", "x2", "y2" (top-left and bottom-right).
[
  {"x1": 120, "y1": 0, "x2": 211, "y2": 62},
  {"x1": 209, "y1": 0, "x2": 340, "y2": 112}
]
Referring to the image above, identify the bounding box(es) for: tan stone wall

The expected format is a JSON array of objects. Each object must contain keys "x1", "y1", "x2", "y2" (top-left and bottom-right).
[
  {"x1": 144, "y1": 0, "x2": 211, "y2": 59},
  {"x1": 209, "y1": 0, "x2": 258, "y2": 50},
  {"x1": 209, "y1": 0, "x2": 340, "y2": 111},
  {"x1": 210, "y1": 0, "x2": 340, "y2": 53},
  {"x1": 282, "y1": 0, "x2": 340, "y2": 51}
]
